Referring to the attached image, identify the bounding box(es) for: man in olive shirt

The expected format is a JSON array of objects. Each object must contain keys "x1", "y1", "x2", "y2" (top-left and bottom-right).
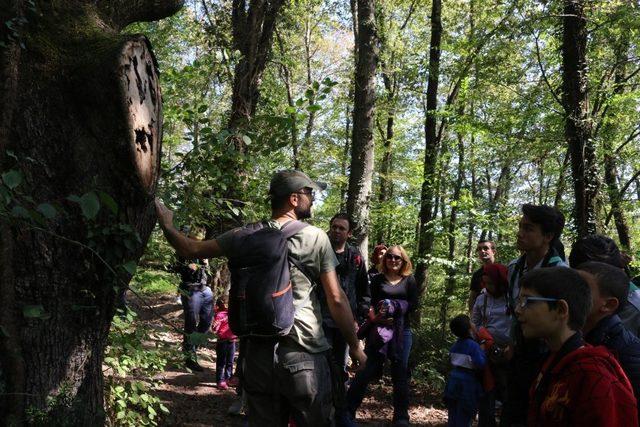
[{"x1": 155, "y1": 170, "x2": 366, "y2": 426}]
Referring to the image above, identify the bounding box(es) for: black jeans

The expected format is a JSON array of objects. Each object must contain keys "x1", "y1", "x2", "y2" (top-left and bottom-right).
[{"x1": 346, "y1": 347, "x2": 410, "y2": 423}]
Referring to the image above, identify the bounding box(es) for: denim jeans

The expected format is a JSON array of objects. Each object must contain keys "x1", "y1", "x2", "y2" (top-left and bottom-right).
[
  {"x1": 216, "y1": 340, "x2": 236, "y2": 383},
  {"x1": 346, "y1": 328, "x2": 412, "y2": 423},
  {"x1": 181, "y1": 285, "x2": 213, "y2": 354}
]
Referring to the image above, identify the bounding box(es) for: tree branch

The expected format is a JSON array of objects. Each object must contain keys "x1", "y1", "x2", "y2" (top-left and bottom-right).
[
  {"x1": 534, "y1": 31, "x2": 562, "y2": 107},
  {"x1": 96, "y1": 0, "x2": 184, "y2": 31}
]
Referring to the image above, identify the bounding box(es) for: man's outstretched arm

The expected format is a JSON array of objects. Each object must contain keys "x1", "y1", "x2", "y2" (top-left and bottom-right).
[
  {"x1": 320, "y1": 270, "x2": 367, "y2": 370},
  {"x1": 155, "y1": 198, "x2": 224, "y2": 259}
]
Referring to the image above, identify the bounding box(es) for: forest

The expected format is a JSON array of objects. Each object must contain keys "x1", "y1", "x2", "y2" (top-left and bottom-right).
[{"x1": 1, "y1": 0, "x2": 640, "y2": 425}]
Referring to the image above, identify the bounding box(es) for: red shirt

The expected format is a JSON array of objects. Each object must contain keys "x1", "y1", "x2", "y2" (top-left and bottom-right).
[{"x1": 528, "y1": 344, "x2": 637, "y2": 426}]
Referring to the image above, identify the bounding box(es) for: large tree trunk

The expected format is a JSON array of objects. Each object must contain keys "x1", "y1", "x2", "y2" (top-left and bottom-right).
[
  {"x1": 562, "y1": 0, "x2": 597, "y2": 237},
  {"x1": 0, "y1": 1, "x2": 181, "y2": 424},
  {"x1": 415, "y1": 0, "x2": 442, "y2": 294},
  {"x1": 346, "y1": 0, "x2": 378, "y2": 257}
]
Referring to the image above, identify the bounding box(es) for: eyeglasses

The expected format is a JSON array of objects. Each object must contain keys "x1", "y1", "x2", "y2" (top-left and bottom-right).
[
  {"x1": 515, "y1": 296, "x2": 559, "y2": 310},
  {"x1": 294, "y1": 189, "x2": 315, "y2": 201},
  {"x1": 385, "y1": 254, "x2": 403, "y2": 261}
]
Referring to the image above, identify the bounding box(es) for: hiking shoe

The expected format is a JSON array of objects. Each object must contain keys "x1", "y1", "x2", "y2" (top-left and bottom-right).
[
  {"x1": 228, "y1": 394, "x2": 245, "y2": 415},
  {"x1": 228, "y1": 376, "x2": 240, "y2": 387},
  {"x1": 185, "y1": 358, "x2": 204, "y2": 372},
  {"x1": 217, "y1": 381, "x2": 229, "y2": 390}
]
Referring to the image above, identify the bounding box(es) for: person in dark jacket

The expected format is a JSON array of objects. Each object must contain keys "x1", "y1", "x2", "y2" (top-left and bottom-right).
[
  {"x1": 175, "y1": 246, "x2": 213, "y2": 372},
  {"x1": 569, "y1": 234, "x2": 640, "y2": 336},
  {"x1": 368, "y1": 243, "x2": 387, "y2": 282},
  {"x1": 320, "y1": 213, "x2": 370, "y2": 372},
  {"x1": 502, "y1": 204, "x2": 567, "y2": 426},
  {"x1": 345, "y1": 245, "x2": 418, "y2": 426},
  {"x1": 577, "y1": 261, "x2": 640, "y2": 417}
]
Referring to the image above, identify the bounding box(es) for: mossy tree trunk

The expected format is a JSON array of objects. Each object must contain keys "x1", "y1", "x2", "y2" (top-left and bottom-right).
[{"x1": 0, "y1": 0, "x2": 182, "y2": 424}]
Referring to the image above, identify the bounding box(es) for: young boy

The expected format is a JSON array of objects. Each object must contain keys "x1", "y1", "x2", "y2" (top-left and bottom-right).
[
  {"x1": 576, "y1": 261, "x2": 640, "y2": 419},
  {"x1": 444, "y1": 314, "x2": 487, "y2": 426},
  {"x1": 515, "y1": 267, "x2": 637, "y2": 426}
]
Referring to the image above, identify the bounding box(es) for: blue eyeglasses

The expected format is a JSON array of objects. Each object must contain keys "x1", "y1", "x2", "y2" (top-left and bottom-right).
[{"x1": 516, "y1": 296, "x2": 559, "y2": 310}]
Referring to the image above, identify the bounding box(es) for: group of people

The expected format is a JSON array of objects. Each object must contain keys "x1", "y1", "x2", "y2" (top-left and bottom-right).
[
  {"x1": 445, "y1": 203, "x2": 640, "y2": 426},
  {"x1": 157, "y1": 169, "x2": 640, "y2": 427},
  {"x1": 159, "y1": 170, "x2": 417, "y2": 426}
]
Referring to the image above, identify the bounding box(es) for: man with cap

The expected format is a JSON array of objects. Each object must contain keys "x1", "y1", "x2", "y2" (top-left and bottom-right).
[{"x1": 155, "y1": 169, "x2": 367, "y2": 426}]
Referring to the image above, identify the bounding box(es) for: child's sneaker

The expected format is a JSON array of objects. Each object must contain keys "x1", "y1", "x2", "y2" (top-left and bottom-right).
[{"x1": 217, "y1": 381, "x2": 229, "y2": 390}]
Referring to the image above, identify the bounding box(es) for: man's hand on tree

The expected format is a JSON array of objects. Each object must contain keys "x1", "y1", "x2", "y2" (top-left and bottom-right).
[{"x1": 155, "y1": 198, "x2": 174, "y2": 230}]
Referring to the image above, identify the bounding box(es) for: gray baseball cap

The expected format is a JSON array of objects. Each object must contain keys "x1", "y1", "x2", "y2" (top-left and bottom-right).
[{"x1": 269, "y1": 170, "x2": 327, "y2": 196}]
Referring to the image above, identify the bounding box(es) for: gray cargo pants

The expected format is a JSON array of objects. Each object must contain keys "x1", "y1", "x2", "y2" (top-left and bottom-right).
[{"x1": 242, "y1": 337, "x2": 333, "y2": 426}]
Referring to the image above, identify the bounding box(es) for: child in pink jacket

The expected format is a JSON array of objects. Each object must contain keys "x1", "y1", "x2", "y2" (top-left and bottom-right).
[{"x1": 212, "y1": 295, "x2": 236, "y2": 389}]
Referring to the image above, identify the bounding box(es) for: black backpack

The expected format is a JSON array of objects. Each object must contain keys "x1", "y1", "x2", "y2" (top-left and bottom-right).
[{"x1": 227, "y1": 220, "x2": 310, "y2": 337}]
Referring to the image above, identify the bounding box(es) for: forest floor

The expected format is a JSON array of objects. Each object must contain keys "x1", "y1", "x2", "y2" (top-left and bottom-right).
[{"x1": 129, "y1": 293, "x2": 448, "y2": 426}]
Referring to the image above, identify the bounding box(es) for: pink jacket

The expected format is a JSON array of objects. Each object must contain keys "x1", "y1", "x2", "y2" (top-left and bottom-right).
[{"x1": 213, "y1": 310, "x2": 236, "y2": 341}]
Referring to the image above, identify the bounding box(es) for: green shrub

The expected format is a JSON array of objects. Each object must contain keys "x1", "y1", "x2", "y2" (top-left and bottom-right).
[
  {"x1": 129, "y1": 269, "x2": 178, "y2": 296},
  {"x1": 104, "y1": 310, "x2": 177, "y2": 426}
]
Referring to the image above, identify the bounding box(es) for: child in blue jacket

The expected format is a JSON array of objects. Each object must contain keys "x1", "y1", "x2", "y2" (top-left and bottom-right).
[{"x1": 444, "y1": 314, "x2": 487, "y2": 427}]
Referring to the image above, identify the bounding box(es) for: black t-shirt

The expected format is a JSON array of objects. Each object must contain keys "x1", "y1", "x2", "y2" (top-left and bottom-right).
[
  {"x1": 470, "y1": 267, "x2": 484, "y2": 293},
  {"x1": 371, "y1": 274, "x2": 419, "y2": 329}
]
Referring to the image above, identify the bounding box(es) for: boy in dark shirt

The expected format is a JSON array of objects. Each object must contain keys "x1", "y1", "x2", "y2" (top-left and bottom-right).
[
  {"x1": 515, "y1": 267, "x2": 636, "y2": 426},
  {"x1": 576, "y1": 261, "x2": 640, "y2": 419}
]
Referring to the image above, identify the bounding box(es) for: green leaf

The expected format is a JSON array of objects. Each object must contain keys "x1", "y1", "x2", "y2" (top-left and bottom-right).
[
  {"x1": 2, "y1": 170, "x2": 22, "y2": 189},
  {"x1": 36, "y1": 203, "x2": 57, "y2": 219},
  {"x1": 148, "y1": 406, "x2": 157, "y2": 416},
  {"x1": 241, "y1": 135, "x2": 251, "y2": 146},
  {"x1": 66, "y1": 194, "x2": 81, "y2": 203},
  {"x1": 122, "y1": 261, "x2": 137, "y2": 275},
  {"x1": 23, "y1": 305, "x2": 50, "y2": 319},
  {"x1": 79, "y1": 191, "x2": 100, "y2": 219},
  {"x1": 10, "y1": 205, "x2": 30, "y2": 219},
  {"x1": 97, "y1": 191, "x2": 118, "y2": 215},
  {"x1": 159, "y1": 404, "x2": 169, "y2": 414}
]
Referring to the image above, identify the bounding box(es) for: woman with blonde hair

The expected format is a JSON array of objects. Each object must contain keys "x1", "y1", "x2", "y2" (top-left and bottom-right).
[{"x1": 344, "y1": 245, "x2": 418, "y2": 426}]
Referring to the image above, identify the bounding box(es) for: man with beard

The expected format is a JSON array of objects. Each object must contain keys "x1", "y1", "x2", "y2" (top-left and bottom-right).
[
  {"x1": 155, "y1": 170, "x2": 366, "y2": 426},
  {"x1": 320, "y1": 213, "x2": 370, "y2": 372}
]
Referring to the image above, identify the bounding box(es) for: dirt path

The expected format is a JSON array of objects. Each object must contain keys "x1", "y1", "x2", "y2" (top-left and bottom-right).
[{"x1": 130, "y1": 294, "x2": 448, "y2": 426}]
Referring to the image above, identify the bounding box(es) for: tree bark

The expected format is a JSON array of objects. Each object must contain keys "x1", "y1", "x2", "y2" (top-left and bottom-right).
[
  {"x1": 0, "y1": 1, "x2": 180, "y2": 423},
  {"x1": 346, "y1": 0, "x2": 378, "y2": 257},
  {"x1": 441, "y1": 127, "x2": 465, "y2": 336},
  {"x1": 415, "y1": 0, "x2": 442, "y2": 294},
  {"x1": 601, "y1": 31, "x2": 631, "y2": 251},
  {"x1": 562, "y1": 0, "x2": 598, "y2": 237},
  {"x1": 229, "y1": 0, "x2": 286, "y2": 138}
]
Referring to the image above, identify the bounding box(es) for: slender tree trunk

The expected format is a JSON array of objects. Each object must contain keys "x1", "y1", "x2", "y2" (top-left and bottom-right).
[
  {"x1": 562, "y1": 0, "x2": 597, "y2": 237},
  {"x1": 0, "y1": 1, "x2": 182, "y2": 423},
  {"x1": 554, "y1": 149, "x2": 571, "y2": 208},
  {"x1": 441, "y1": 127, "x2": 465, "y2": 336},
  {"x1": 602, "y1": 33, "x2": 631, "y2": 250},
  {"x1": 415, "y1": 0, "x2": 442, "y2": 295},
  {"x1": 340, "y1": 100, "x2": 352, "y2": 211},
  {"x1": 274, "y1": 28, "x2": 299, "y2": 169},
  {"x1": 346, "y1": 0, "x2": 378, "y2": 256}
]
